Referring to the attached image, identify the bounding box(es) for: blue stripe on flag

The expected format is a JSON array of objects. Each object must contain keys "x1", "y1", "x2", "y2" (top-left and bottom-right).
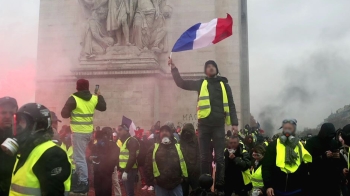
[
  {"x1": 122, "y1": 116, "x2": 132, "y2": 129},
  {"x1": 172, "y1": 23, "x2": 201, "y2": 52}
]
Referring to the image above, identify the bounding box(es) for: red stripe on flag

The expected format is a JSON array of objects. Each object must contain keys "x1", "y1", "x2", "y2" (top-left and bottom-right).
[{"x1": 212, "y1": 14, "x2": 233, "y2": 44}]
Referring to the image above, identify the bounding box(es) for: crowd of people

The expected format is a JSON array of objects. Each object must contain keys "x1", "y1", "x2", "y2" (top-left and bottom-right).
[{"x1": 2, "y1": 59, "x2": 350, "y2": 196}]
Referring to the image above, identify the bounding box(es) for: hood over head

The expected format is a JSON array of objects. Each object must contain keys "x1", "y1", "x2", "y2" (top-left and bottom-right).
[
  {"x1": 76, "y1": 79, "x2": 89, "y2": 91},
  {"x1": 180, "y1": 123, "x2": 195, "y2": 141},
  {"x1": 318, "y1": 123, "x2": 336, "y2": 141},
  {"x1": 73, "y1": 90, "x2": 93, "y2": 101}
]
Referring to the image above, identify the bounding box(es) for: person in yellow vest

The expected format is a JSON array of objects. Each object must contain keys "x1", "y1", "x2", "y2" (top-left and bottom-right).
[
  {"x1": 251, "y1": 145, "x2": 266, "y2": 196},
  {"x1": 1, "y1": 103, "x2": 71, "y2": 196},
  {"x1": 58, "y1": 126, "x2": 78, "y2": 192},
  {"x1": 117, "y1": 124, "x2": 140, "y2": 196},
  {"x1": 224, "y1": 136, "x2": 252, "y2": 196},
  {"x1": 262, "y1": 119, "x2": 312, "y2": 196},
  {"x1": 169, "y1": 58, "x2": 239, "y2": 195},
  {"x1": 61, "y1": 78, "x2": 106, "y2": 194},
  {"x1": 145, "y1": 125, "x2": 188, "y2": 196}
]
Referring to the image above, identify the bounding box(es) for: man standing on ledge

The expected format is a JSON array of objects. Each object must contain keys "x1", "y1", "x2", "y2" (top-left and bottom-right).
[
  {"x1": 61, "y1": 79, "x2": 107, "y2": 194},
  {"x1": 169, "y1": 58, "x2": 238, "y2": 195}
]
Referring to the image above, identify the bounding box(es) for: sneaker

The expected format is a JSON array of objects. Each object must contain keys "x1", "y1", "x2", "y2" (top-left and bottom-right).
[
  {"x1": 147, "y1": 186, "x2": 154, "y2": 191},
  {"x1": 72, "y1": 182, "x2": 89, "y2": 194},
  {"x1": 141, "y1": 185, "x2": 148, "y2": 190}
]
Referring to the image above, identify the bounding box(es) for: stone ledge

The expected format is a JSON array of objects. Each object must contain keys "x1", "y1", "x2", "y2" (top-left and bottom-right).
[{"x1": 36, "y1": 68, "x2": 204, "y2": 83}]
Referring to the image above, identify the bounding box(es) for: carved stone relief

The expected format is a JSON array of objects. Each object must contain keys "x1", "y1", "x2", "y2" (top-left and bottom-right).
[{"x1": 79, "y1": 0, "x2": 172, "y2": 61}]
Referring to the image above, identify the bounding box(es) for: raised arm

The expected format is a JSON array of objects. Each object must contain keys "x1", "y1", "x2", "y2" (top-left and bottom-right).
[{"x1": 168, "y1": 58, "x2": 201, "y2": 91}]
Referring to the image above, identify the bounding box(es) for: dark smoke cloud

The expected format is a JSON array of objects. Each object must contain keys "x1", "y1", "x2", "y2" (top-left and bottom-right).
[{"x1": 257, "y1": 50, "x2": 350, "y2": 136}]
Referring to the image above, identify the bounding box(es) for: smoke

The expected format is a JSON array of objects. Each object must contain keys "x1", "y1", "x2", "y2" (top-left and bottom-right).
[
  {"x1": 257, "y1": 50, "x2": 350, "y2": 136},
  {"x1": 0, "y1": 58, "x2": 36, "y2": 105},
  {"x1": 0, "y1": 1, "x2": 39, "y2": 107}
]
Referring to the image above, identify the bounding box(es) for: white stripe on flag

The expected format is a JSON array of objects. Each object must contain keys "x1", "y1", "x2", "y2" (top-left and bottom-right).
[
  {"x1": 193, "y1": 19, "x2": 218, "y2": 50},
  {"x1": 129, "y1": 121, "x2": 136, "y2": 137}
]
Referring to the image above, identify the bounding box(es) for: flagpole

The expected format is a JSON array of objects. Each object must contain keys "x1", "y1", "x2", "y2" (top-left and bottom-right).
[{"x1": 169, "y1": 52, "x2": 173, "y2": 59}]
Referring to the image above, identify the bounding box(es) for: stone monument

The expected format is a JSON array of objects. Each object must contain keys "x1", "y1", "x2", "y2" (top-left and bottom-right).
[{"x1": 35, "y1": 0, "x2": 250, "y2": 130}]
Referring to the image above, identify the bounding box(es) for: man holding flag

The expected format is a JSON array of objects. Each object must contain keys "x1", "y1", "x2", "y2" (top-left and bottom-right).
[
  {"x1": 168, "y1": 14, "x2": 238, "y2": 195},
  {"x1": 117, "y1": 116, "x2": 140, "y2": 196},
  {"x1": 169, "y1": 58, "x2": 238, "y2": 194}
]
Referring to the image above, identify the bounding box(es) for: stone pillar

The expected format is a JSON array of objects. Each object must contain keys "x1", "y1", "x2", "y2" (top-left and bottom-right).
[{"x1": 239, "y1": 0, "x2": 251, "y2": 127}]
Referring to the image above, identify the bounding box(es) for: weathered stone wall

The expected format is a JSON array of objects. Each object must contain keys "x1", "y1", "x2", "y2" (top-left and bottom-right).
[{"x1": 36, "y1": 0, "x2": 250, "y2": 130}]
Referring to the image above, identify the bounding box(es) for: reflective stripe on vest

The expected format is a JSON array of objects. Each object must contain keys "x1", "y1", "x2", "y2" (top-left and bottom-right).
[
  {"x1": 240, "y1": 141, "x2": 246, "y2": 149},
  {"x1": 61, "y1": 143, "x2": 75, "y2": 170},
  {"x1": 70, "y1": 95, "x2": 98, "y2": 133},
  {"x1": 241, "y1": 149, "x2": 251, "y2": 185},
  {"x1": 152, "y1": 143, "x2": 188, "y2": 178},
  {"x1": 276, "y1": 138, "x2": 312, "y2": 173},
  {"x1": 251, "y1": 165, "x2": 264, "y2": 189},
  {"x1": 10, "y1": 141, "x2": 71, "y2": 196},
  {"x1": 197, "y1": 80, "x2": 231, "y2": 125},
  {"x1": 119, "y1": 137, "x2": 139, "y2": 169}
]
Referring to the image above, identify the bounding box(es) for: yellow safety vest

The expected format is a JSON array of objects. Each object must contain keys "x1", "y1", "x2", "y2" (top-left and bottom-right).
[
  {"x1": 117, "y1": 139, "x2": 122, "y2": 148},
  {"x1": 60, "y1": 143, "x2": 75, "y2": 170},
  {"x1": 70, "y1": 94, "x2": 98, "y2": 133},
  {"x1": 239, "y1": 141, "x2": 246, "y2": 149},
  {"x1": 10, "y1": 141, "x2": 71, "y2": 196},
  {"x1": 119, "y1": 137, "x2": 140, "y2": 169},
  {"x1": 251, "y1": 165, "x2": 264, "y2": 189},
  {"x1": 241, "y1": 149, "x2": 251, "y2": 185},
  {"x1": 197, "y1": 80, "x2": 231, "y2": 125},
  {"x1": 152, "y1": 143, "x2": 188, "y2": 177},
  {"x1": 264, "y1": 141, "x2": 269, "y2": 146},
  {"x1": 276, "y1": 138, "x2": 312, "y2": 173},
  {"x1": 225, "y1": 148, "x2": 251, "y2": 185}
]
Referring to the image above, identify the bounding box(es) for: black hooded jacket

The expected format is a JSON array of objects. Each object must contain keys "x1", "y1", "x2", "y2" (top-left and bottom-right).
[
  {"x1": 145, "y1": 136, "x2": 184, "y2": 190},
  {"x1": 304, "y1": 123, "x2": 342, "y2": 194},
  {"x1": 171, "y1": 68, "x2": 238, "y2": 126},
  {"x1": 179, "y1": 124, "x2": 200, "y2": 176},
  {"x1": 224, "y1": 145, "x2": 251, "y2": 191},
  {"x1": 61, "y1": 90, "x2": 106, "y2": 119},
  {"x1": 0, "y1": 128, "x2": 16, "y2": 195}
]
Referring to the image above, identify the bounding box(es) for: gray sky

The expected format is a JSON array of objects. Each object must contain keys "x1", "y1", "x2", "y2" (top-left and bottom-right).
[{"x1": 1, "y1": 0, "x2": 350, "y2": 131}]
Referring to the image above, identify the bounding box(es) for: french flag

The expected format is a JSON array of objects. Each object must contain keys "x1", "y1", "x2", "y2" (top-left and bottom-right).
[
  {"x1": 172, "y1": 14, "x2": 233, "y2": 52},
  {"x1": 122, "y1": 116, "x2": 137, "y2": 136}
]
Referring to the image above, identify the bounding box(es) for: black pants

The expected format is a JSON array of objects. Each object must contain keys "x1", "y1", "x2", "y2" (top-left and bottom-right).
[
  {"x1": 182, "y1": 173, "x2": 200, "y2": 196},
  {"x1": 198, "y1": 124, "x2": 225, "y2": 188},
  {"x1": 94, "y1": 171, "x2": 113, "y2": 196}
]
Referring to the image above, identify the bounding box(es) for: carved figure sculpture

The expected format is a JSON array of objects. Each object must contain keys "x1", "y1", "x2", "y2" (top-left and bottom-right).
[
  {"x1": 107, "y1": 0, "x2": 137, "y2": 46},
  {"x1": 80, "y1": 6, "x2": 114, "y2": 58}
]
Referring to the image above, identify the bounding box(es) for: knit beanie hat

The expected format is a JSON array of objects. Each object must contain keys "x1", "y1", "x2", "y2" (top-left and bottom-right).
[
  {"x1": 76, "y1": 79, "x2": 89, "y2": 91},
  {"x1": 204, "y1": 60, "x2": 219, "y2": 75}
]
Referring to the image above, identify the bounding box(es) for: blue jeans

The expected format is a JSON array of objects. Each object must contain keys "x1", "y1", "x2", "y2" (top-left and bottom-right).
[
  {"x1": 123, "y1": 169, "x2": 138, "y2": 196},
  {"x1": 71, "y1": 132, "x2": 92, "y2": 184},
  {"x1": 198, "y1": 124, "x2": 225, "y2": 187},
  {"x1": 155, "y1": 184, "x2": 183, "y2": 196}
]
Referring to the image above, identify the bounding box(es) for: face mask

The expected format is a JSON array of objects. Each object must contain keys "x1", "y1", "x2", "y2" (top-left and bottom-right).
[
  {"x1": 228, "y1": 149, "x2": 235, "y2": 154},
  {"x1": 283, "y1": 129, "x2": 293, "y2": 137},
  {"x1": 161, "y1": 137, "x2": 171, "y2": 144},
  {"x1": 1, "y1": 138, "x2": 19, "y2": 156},
  {"x1": 1, "y1": 126, "x2": 31, "y2": 156}
]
